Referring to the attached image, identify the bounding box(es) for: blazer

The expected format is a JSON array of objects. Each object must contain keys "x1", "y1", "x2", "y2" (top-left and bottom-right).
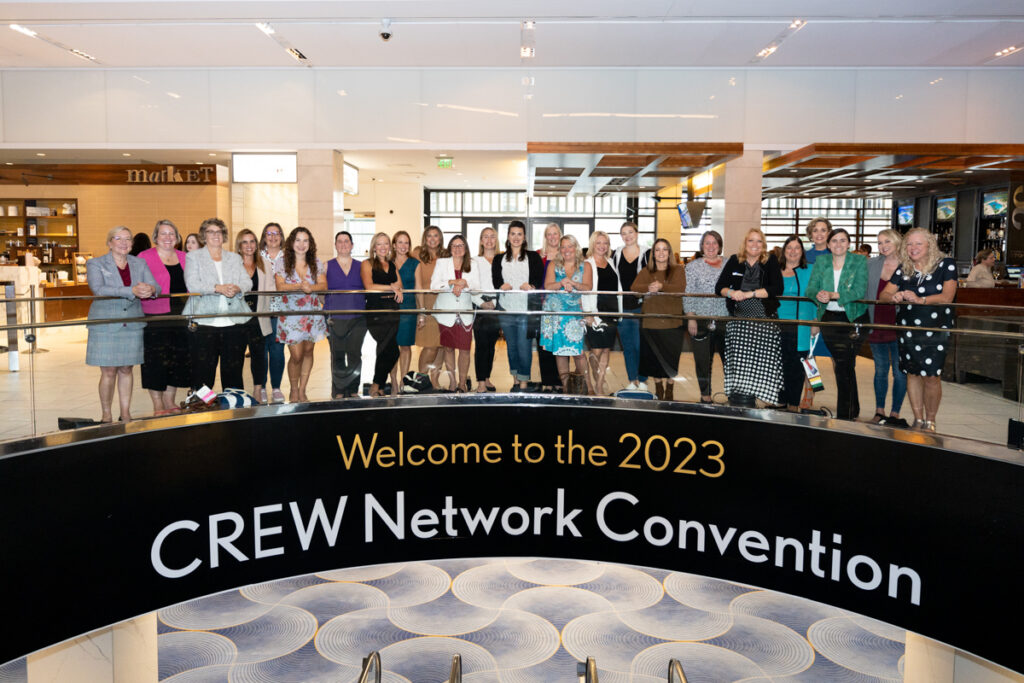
[
  {"x1": 491, "y1": 250, "x2": 544, "y2": 290},
  {"x1": 86, "y1": 252, "x2": 160, "y2": 331},
  {"x1": 806, "y1": 252, "x2": 868, "y2": 321},
  {"x1": 183, "y1": 246, "x2": 252, "y2": 325},
  {"x1": 137, "y1": 247, "x2": 186, "y2": 315},
  {"x1": 253, "y1": 261, "x2": 273, "y2": 336},
  {"x1": 431, "y1": 257, "x2": 482, "y2": 326}
]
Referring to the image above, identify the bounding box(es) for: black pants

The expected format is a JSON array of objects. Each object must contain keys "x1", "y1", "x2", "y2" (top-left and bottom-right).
[
  {"x1": 242, "y1": 318, "x2": 268, "y2": 387},
  {"x1": 366, "y1": 312, "x2": 399, "y2": 386},
  {"x1": 141, "y1": 318, "x2": 191, "y2": 391},
  {"x1": 190, "y1": 323, "x2": 247, "y2": 392},
  {"x1": 473, "y1": 310, "x2": 501, "y2": 381},
  {"x1": 329, "y1": 317, "x2": 367, "y2": 397},
  {"x1": 691, "y1": 319, "x2": 725, "y2": 397},
  {"x1": 821, "y1": 311, "x2": 862, "y2": 420},
  {"x1": 779, "y1": 326, "x2": 806, "y2": 407}
]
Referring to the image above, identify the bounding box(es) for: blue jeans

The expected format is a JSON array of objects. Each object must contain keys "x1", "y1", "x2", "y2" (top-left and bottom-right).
[
  {"x1": 263, "y1": 316, "x2": 286, "y2": 389},
  {"x1": 500, "y1": 314, "x2": 532, "y2": 382},
  {"x1": 870, "y1": 341, "x2": 906, "y2": 414},
  {"x1": 619, "y1": 309, "x2": 646, "y2": 382}
]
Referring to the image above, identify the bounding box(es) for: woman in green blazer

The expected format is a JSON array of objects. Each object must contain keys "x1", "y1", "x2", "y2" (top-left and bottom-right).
[{"x1": 806, "y1": 228, "x2": 868, "y2": 420}]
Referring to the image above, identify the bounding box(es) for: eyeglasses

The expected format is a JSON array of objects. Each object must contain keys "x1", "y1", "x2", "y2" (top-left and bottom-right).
[
  {"x1": 265, "y1": 231, "x2": 281, "y2": 237},
  {"x1": 205, "y1": 230, "x2": 223, "y2": 237}
]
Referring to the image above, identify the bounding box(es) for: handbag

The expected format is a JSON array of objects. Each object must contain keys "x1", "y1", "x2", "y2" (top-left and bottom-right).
[{"x1": 802, "y1": 333, "x2": 825, "y2": 392}]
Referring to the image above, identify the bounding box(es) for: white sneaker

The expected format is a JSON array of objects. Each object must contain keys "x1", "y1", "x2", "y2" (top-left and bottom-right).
[
  {"x1": 625, "y1": 381, "x2": 638, "y2": 391},
  {"x1": 636, "y1": 381, "x2": 649, "y2": 392}
]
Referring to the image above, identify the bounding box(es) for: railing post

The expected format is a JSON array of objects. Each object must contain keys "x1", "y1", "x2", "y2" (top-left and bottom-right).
[{"x1": 3, "y1": 282, "x2": 18, "y2": 371}]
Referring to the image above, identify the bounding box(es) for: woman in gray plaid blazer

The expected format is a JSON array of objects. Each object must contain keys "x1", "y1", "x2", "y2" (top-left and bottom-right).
[{"x1": 86, "y1": 226, "x2": 160, "y2": 422}]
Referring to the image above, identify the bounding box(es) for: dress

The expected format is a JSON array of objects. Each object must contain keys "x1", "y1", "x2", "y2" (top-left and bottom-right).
[
  {"x1": 541, "y1": 264, "x2": 586, "y2": 356},
  {"x1": 585, "y1": 261, "x2": 620, "y2": 349},
  {"x1": 892, "y1": 257, "x2": 957, "y2": 377},
  {"x1": 274, "y1": 258, "x2": 327, "y2": 344},
  {"x1": 396, "y1": 257, "x2": 420, "y2": 345},
  {"x1": 415, "y1": 259, "x2": 441, "y2": 348}
]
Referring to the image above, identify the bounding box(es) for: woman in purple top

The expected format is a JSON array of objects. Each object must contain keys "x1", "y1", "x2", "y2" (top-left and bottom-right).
[{"x1": 325, "y1": 231, "x2": 367, "y2": 398}]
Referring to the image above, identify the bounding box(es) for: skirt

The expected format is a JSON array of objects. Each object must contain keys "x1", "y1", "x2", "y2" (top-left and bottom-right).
[
  {"x1": 439, "y1": 320, "x2": 473, "y2": 350},
  {"x1": 639, "y1": 326, "x2": 684, "y2": 379},
  {"x1": 86, "y1": 323, "x2": 144, "y2": 367},
  {"x1": 724, "y1": 319, "x2": 783, "y2": 405},
  {"x1": 586, "y1": 320, "x2": 619, "y2": 349}
]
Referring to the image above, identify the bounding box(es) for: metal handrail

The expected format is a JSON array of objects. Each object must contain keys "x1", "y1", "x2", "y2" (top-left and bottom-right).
[
  {"x1": 358, "y1": 651, "x2": 381, "y2": 683},
  {"x1": 448, "y1": 654, "x2": 462, "y2": 683},
  {"x1": 668, "y1": 659, "x2": 688, "y2": 683},
  {"x1": 577, "y1": 656, "x2": 598, "y2": 683}
]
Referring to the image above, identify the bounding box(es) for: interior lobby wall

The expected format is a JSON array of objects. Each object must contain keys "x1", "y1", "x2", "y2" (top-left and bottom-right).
[
  {"x1": 2, "y1": 68, "x2": 1021, "y2": 148},
  {"x1": 0, "y1": 184, "x2": 222, "y2": 256},
  {"x1": 232, "y1": 183, "x2": 299, "y2": 236},
  {"x1": 345, "y1": 182, "x2": 424, "y2": 242}
]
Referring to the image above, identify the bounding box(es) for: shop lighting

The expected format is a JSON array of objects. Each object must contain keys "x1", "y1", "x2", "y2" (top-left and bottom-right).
[
  {"x1": 520, "y1": 46, "x2": 535, "y2": 58},
  {"x1": 750, "y1": 18, "x2": 806, "y2": 63},
  {"x1": 69, "y1": 48, "x2": 96, "y2": 62},
  {"x1": 9, "y1": 24, "x2": 36, "y2": 37},
  {"x1": 994, "y1": 46, "x2": 1019, "y2": 57},
  {"x1": 522, "y1": 20, "x2": 536, "y2": 30},
  {"x1": 255, "y1": 22, "x2": 275, "y2": 36},
  {"x1": 287, "y1": 47, "x2": 307, "y2": 62}
]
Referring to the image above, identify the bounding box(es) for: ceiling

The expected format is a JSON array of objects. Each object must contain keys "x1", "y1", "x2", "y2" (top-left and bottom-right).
[
  {"x1": 762, "y1": 143, "x2": 1024, "y2": 199},
  {"x1": 0, "y1": 1, "x2": 1022, "y2": 69},
  {"x1": 527, "y1": 142, "x2": 742, "y2": 197}
]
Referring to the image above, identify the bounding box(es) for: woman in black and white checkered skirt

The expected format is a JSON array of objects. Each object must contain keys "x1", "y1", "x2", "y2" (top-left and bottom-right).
[{"x1": 714, "y1": 228, "x2": 784, "y2": 406}]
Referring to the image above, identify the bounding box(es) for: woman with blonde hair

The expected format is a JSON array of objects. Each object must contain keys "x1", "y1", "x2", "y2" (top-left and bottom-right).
[
  {"x1": 235, "y1": 228, "x2": 271, "y2": 403},
  {"x1": 413, "y1": 225, "x2": 447, "y2": 387},
  {"x1": 879, "y1": 228, "x2": 958, "y2": 431},
  {"x1": 361, "y1": 232, "x2": 403, "y2": 397},
  {"x1": 966, "y1": 248, "x2": 998, "y2": 288},
  {"x1": 473, "y1": 227, "x2": 500, "y2": 392},
  {"x1": 583, "y1": 230, "x2": 620, "y2": 395},
  {"x1": 541, "y1": 234, "x2": 593, "y2": 393},
  {"x1": 866, "y1": 229, "x2": 907, "y2": 426},
  {"x1": 715, "y1": 228, "x2": 783, "y2": 406}
]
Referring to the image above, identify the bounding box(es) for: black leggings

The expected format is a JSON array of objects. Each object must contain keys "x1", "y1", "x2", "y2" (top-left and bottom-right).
[{"x1": 473, "y1": 311, "x2": 501, "y2": 381}]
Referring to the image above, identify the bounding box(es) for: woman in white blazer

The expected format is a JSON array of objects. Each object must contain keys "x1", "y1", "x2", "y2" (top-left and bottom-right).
[
  {"x1": 236, "y1": 229, "x2": 273, "y2": 403},
  {"x1": 430, "y1": 234, "x2": 481, "y2": 392},
  {"x1": 183, "y1": 218, "x2": 252, "y2": 392}
]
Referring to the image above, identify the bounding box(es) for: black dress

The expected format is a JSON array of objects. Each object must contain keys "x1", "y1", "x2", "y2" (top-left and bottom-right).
[
  {"x1": 141, "y1": 262, "x2": 191, "y2": 392},
  {"x1": 366, "y1": 262, "x2": 400, "y2": 386},
  {"x1": 586, "y1": 261, "x2": 620, "y2": 349},
  {"x1": 892, "y1": 257, "x2": 957, "y2": 377}
]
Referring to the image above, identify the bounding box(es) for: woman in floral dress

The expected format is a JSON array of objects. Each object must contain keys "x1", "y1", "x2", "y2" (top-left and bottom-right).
[
  {"x1": 275, "y1": 226, "x2": 327, "y2": 403},
  {"x1": 541, "y1": 234, "x2": 592, "y2": 393}
]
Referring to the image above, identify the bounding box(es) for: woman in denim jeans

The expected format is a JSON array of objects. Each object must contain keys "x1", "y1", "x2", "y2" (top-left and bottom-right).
[
  {"x1": 866, "y1": 229, "x2": 907, "y2": 426},
  {"x1": 613, "y1": 222, "x2": 650, "y2": 391},
  {"x1": 258, "y1": 222, "x2": 286, "y2": 402},
  {"x1": 492, "y1": 220, "x2": 544, "y2": 391}
]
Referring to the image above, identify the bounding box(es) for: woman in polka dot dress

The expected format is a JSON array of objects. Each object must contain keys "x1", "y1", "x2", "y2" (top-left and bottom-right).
[{"x1": 879, "y1": 228, "x2": 958, "y2": 432}]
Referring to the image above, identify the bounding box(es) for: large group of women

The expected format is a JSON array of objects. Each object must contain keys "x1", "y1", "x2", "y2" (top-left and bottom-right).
[{"x1": 86, "y1": 216, "x2": 957, "y2": 431}]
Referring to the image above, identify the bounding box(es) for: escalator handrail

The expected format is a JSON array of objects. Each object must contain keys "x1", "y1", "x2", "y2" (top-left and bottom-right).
[
  {"x1": 358, "y1": 651, "x2": 382, "y2": 683},
  {"x1": 667, "y1": 658, "x2": 688, "y2": 683}
]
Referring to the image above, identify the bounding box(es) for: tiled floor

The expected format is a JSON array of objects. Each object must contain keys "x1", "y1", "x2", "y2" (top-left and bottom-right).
[{"x1": 0, "y1": 325, "x2": 1019, "y2": 451}]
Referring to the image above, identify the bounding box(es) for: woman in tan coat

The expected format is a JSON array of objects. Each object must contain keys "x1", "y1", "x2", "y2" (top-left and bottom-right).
[{"x1": 631, "y1": 238, "x2": 686, "y2": 400}]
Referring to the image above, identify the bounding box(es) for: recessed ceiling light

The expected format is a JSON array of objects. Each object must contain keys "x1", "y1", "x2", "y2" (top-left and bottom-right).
[
  {"x1": 255, "y1": 22, "x2": 275, "y2": 36},
  {"x1": 70, "y1": 48, "x2": 96, "y2": 62},
  {"x1": 555, "y1": 168, "x2": 563, "y2": 172},
  {"x1": 36, "y1": 153, "x2": 46, "y2": 157},
  {"x1": 520, "y1": 46, "x2": 535, "y2": 58},
  {"x1": 208, "y1": 153, "x2": 217, "y2": 157},
  {"x1": 9, "y1": 24, "x2": 37, "y2": 38},
  {"x1": 336, "y1": 89, "x2": 347, "y2": 96},
  {"x1": 915, "y1": 179, "x2": 924, "y2": 183},
  {"x1": 4, "y1": 162, "x2": 12, "y2": 166},
  {"x1": 166, "y1": 92, "x2": 181, "y2": 99},
  {"x1": 965, "y1": 170, "x2": 973, "y2": 174},
  {"x1": 122, "y1": 153, "x2": 131, "y2": 157},
  {"x1": 522, "y1": 20, "x2": 536, "y2": 30},
  {"x1": 194, "y1": 161, "x2": 202, "y2": 165}
]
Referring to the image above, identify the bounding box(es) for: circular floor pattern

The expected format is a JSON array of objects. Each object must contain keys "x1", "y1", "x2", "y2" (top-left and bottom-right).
[
  {"x1": 157, "y1": 631, "x2": 236, "y2": 680},
  {"x1": 159, "y1": 590, "x2": 274, "y2": 631},
  {"x1": 807, "y1": 615, "x2": 905, "y2": 680},
  {"x1": 149, "y1": 558, "x2": 908, "y2": 682}
]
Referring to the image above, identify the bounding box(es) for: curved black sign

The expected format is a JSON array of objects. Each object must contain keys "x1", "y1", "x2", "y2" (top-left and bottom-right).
[{"x1": 0, "y1": 397, "x2": 1021, "y2": 671}]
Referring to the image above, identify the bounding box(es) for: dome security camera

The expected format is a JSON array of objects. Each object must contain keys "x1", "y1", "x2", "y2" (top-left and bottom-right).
[{"x1": 379, "y1": 18, "x2": 392, "y2": 41}]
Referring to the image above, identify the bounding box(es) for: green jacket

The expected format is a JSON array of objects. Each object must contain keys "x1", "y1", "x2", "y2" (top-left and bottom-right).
[{"x1": 806, "y1": 251, "x2": 868, "y2": 321}]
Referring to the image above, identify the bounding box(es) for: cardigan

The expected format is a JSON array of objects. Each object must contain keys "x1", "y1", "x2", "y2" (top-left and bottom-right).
[
  {"x1": 136, "y1": 247, "x2": 186, "y2": 314},
  {"x1": 430, "y1": 257, "x2": 482, "y2": 326},
  {"x1": 491, "y1": 250, "x2": 544, "y2": 311},
  {"x1": 86, "y1": 252, "x2": 160, "y2": 331},
  {"x1": 630, "y1": 265, "x2": 686, "y2": 329},
  {"x1": 182, "y1": 246, "x2": 253, "y2": 326},
  {"x1": 714, "y1": 255, "x2": 783, "y2": 316},
  {"x1": 806, "y1": 252, "x2": 868, "y2": 321},
  {"x1": 583, "y1": 256, "x2": 622, "y2": 314}
]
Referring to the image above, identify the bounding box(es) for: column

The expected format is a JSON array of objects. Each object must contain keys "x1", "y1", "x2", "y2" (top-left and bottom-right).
[
  {"x1": 903, "y1": 632, "x2": 1024, "y2": 683},
  {"x1": 26, "y1": 613, "x2": 157, "y2": 682},
  {"x1": 713, "y1": 150, "x2": 763, "y2": 254},
  {"x1": 296, "y1": 150, "x2": 345, "y2": 254}
]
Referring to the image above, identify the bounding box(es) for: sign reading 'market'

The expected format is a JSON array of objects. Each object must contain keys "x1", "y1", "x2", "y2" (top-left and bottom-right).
[{"x1": 125, "y1": 165, "x2": 215, "y2": 184}]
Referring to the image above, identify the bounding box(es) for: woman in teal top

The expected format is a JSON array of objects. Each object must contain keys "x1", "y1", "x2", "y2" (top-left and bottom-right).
[
  {"x1": 777, "y1": 236, "x2": 815, "y2": 411},
  {"x1": 806, "y1": 228, "x2": 868, "y2": 420}
]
